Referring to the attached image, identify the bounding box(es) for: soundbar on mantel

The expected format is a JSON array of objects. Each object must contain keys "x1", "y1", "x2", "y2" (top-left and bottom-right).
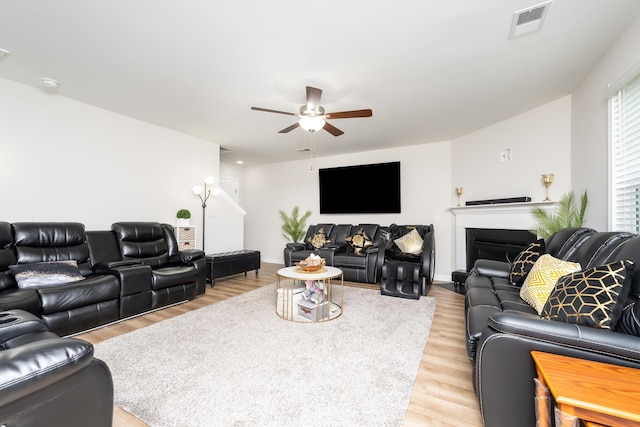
[{"x1": 465, "y1": 196, "x2": 531, "y2": 206}]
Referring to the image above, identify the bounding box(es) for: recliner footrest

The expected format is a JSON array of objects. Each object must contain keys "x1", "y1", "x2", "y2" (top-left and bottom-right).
[
  {"x1": 205, "y1": 250, "x2": 261, "y2": 286},
  {"x1": 380, "y1": 260, "x2": 421, "y2": 299}
]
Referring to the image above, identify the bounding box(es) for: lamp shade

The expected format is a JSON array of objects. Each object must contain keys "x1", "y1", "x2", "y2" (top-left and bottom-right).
[{"x1": 299, "y1": 116, "x2": 325, "y2": 132}]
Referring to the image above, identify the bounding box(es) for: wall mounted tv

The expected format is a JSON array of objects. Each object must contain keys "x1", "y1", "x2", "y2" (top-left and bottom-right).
[{"x1": 319, "y1": 161, "x2": 401, "y2": 214}]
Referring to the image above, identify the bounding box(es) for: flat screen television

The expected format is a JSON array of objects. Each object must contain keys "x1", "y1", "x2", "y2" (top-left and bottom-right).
[{"x1": 319, "y1": 161, "x2": 401, "y2": 214}]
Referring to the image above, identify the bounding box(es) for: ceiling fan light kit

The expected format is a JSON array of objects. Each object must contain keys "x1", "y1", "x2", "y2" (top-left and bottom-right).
[
  {"x1": 251, "y1": 86, "x2": 372, "y2": 136},
  {"x1": 298, "y1": 116, "x2": 325, "y2": 132}
]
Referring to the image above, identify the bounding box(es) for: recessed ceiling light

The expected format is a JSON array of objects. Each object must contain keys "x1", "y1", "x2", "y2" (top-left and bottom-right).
[
  {"x1": 236, "y1": 160, "x2": 244, "y2": 165},
  {"x1": 41, "y1": 78, "x2": 60, "y2": 88},
  {"x1": 0, "y1": 48, "x2": 9, "y2": 61}
]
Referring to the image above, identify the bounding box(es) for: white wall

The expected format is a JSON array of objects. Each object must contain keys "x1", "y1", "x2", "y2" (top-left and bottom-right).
[
  {"x1": 452, "y1": 96, "x2": 572, "y2": 205},
  {"x1": 0, "y1": 77, "x2": 219, "y2": 249},
  {"x1": 242, "y1": 142, "x2": 453, "y2": 280},
  {"x1": 572, "y1": 14, "x2": 640, "y2": 231},
  {"x1": 449, "y1": 96, "x2": 572, "y2": 274}
]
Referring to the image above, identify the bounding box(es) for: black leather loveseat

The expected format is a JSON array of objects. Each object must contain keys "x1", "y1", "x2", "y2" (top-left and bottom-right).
[
  {"x1": 0, "y1": 221, "x2": 206, "y2": 336},
  {"x1": 0, "y1": 309, "x2": 113, "y2": 426},
  {"x1": 283, "y1": 223, "x2": 435, "y2": 286},
  {"x1": 284, "y1": 223, "x2": 386, "y2": 284},
  {"x1": 464, "y1": 227, "x2": 640, "y2": 426}
]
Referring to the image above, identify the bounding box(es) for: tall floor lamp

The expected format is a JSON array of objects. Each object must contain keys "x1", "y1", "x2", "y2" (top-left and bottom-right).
[{"x1": 192, "y1": 176, "x2": 215, "y2": 251}]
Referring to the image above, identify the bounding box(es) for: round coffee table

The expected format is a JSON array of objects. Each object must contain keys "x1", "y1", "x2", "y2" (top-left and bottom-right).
[{"x1": 276, "y1": 266, "x2": 344, "y2": 322}]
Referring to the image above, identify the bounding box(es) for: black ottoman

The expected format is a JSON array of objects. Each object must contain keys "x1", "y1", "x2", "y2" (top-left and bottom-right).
[
  {"x1": 205, "y1": 250, "x2": 261, "y2": 287},
  {"x1": 451, "y1": 269, "x2": 469, "y2": 292},
  {"x1": 380, "y1": 260, "x2": 422, "y2": 300}
]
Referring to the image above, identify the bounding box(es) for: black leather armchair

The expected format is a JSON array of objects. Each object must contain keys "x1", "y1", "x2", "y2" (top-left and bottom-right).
[
  {"x1": 111, "y1": 222, "x2": 207, "y2": 309},
  {"x1": 380, "y1": 224, "x2": 435, "y2": 298},
  {"x1": 0, "y1": 309, "x2": 113, "y2": 426}
]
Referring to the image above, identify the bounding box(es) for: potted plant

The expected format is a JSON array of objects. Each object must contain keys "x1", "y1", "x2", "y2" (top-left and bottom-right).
[
  {"x1": 531, "y1": 190, "x2": 588, "y2": 239},
  {"x1": 279, "y1": 206, "x2": 312, "y2": 242},
  {"x1": 176, "y1": 209, "x2": 191, "y2": 226}
]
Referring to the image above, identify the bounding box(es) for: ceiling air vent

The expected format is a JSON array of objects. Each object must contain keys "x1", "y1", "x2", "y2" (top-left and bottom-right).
[
  {"x1": 296, "y1": 148, "x2": 311, "y2": 152},
  {"x1": 509, "y1": 1, "x2": 552, "y2": 39},
  {"x1": 0, "y1": 48, "x2": 9, "y2": 61}
]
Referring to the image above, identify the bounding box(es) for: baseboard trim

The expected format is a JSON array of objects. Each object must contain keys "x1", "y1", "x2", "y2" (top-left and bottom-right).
[{"x1": 66, "y1": 299, "x2": 189, "y2": 338}]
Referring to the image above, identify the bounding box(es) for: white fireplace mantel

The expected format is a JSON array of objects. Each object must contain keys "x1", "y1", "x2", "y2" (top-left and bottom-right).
[{"x1": 451, "y1": 201, "x2": 558, "y2": 271}]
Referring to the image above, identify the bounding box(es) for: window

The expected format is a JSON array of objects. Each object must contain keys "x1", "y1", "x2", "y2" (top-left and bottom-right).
[{"x1": 611, "y1": 72, "x2": 640, "y2": 233}]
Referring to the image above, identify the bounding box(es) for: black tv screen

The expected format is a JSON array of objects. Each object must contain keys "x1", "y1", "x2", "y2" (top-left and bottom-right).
[{"x1": 319, "y1": 162, "x2": 401, "y2": 214}]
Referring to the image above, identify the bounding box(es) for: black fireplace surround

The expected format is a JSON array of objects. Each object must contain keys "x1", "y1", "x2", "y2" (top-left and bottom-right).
[
  {"x1": 452, "y1": 228, "x2": 537, "y2": 288},
  {"x1": 466, "y1": 228, "x2": 537, "y2": 269}
]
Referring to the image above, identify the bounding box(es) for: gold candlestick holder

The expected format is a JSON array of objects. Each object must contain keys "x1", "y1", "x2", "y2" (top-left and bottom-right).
[
  {"x1": 455, "y1": 187, "x2": 463, "y2": 206},
  {"x1": 542, "y1": 174, "x2": 554, "y2": 201}
]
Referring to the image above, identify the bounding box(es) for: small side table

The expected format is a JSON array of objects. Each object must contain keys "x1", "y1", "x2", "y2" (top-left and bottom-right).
[
  {"x1": 275, "y1": 266, "x2": 343, "y2": 322},
  {"x1": 531, "y1": 351, "x2": 640, "y2": 427}
]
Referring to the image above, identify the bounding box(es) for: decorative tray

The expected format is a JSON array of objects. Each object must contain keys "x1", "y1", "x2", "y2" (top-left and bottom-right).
[{"x1": 295, "y1": 267, "x2": 328, "y2": 274}]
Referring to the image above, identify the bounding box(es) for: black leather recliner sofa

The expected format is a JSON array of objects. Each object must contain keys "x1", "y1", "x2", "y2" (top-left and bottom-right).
[
  {"x1": 464, "y1": 227, "x2": 640, "y2": 427},
  {"x1": 0, "y1": 309, "x2": 113, "y2": 426},
  {"x1": 0, "y1": 221, "x2": 206, "y2": 336},
  {"x1": 284, "y1": 223, "x2": 435, "y2": 286},
  {"x1": 284, "y1": 223, "x2": 387, "y2": 284}
]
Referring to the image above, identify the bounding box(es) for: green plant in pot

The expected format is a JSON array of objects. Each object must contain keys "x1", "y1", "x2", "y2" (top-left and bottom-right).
[
  {"x1": 531, "y1": 190, "x2": 588, "y2": 239},
  {"x1": 279, "y1": 206, "x2": 312, "y2": 242},
  {"x1": 176, "y1": 209, "x2": 191, "y2": 226}
]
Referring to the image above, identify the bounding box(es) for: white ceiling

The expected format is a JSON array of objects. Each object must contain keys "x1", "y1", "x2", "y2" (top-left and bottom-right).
[{"x1": 1, "y1": 1, "x2": 640, "y2": 166}]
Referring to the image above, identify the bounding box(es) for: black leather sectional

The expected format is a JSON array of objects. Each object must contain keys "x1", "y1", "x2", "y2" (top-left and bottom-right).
[
  {"x1": 0, "y1": 221, "x2": 206, "y2": 336},
  {"x1": 283, "y1": 223, "x2": 435, "y2": 287},
  {"x1": 464, "y1": 228, "x2": 640, "y2": 426}
]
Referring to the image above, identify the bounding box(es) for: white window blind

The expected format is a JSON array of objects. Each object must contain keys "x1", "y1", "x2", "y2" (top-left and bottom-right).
[{"x1": 611, "y1": 72, "x2": 640, "y2": 232}]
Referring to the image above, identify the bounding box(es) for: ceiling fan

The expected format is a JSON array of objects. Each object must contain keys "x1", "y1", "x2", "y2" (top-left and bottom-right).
[{"x1": 251, "y1": 86, "x2": 372, "y2": 136}]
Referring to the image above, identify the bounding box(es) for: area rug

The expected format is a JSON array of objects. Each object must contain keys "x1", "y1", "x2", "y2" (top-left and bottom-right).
[{"x1": 94, "y1": 284, "x2": 436, "y2": 427}]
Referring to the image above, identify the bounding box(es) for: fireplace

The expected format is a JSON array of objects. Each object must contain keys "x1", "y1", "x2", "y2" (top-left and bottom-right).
[
  {"x1": 450, "y1": 200, "x2": 557, "y2": 272},
  {"x1": 465, "y1": 228, "x2": 537, "y2": 271}
]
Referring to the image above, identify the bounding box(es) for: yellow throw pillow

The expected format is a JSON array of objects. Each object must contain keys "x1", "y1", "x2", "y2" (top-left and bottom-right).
[
  {"x1": 519, "y1": 254, "x2": 581, "y2": 314},
  {"x1": 393, "y1": 228, "x2": 424, "y2": 255}
]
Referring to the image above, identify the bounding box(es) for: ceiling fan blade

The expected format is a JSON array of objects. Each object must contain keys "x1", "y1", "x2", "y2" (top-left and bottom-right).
[
  {"x1": 251, "y1": 106, "x2": 297, "y2": 116},
  {"x1": 306, "y1": 86, "x2": 323, "y2": 111},
  {"x1": 323, "y1": 122, "x2": 344, "y2": 136},
  {"x1": 279, "y1": 122, "x2": 300, "y2": 133},
  {"x1": 326, "y1": 109, "x2": 373, "y2": 119}
]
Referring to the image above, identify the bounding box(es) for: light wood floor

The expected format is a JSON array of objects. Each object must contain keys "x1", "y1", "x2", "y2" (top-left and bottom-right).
[{"x1": 76, "y1": 263, "x2": 483, "y2": 426}]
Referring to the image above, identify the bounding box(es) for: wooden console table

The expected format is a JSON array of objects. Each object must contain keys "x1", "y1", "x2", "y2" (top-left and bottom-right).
[{"x1": 531, "y1": 351, "x2": 640, "y2": 427}]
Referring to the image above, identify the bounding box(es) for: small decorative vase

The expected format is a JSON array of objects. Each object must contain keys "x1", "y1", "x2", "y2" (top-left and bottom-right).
[{"x1": 176, "y1": 218, "x2": 190, "y2": 226}]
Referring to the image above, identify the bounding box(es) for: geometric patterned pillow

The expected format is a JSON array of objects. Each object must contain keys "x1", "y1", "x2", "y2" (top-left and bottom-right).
[
  {"x1": 393, "y1": 228, "x2": 424, "y2": 255},
  {"x1": 307, "y1": 227, "x2": 330, "y2": 250},
  {"x1": 542, "y1": 260, "x2": 635, "y2": 329},
  {"x1": 519, "y1": 254, "x2": 581, "y2": 314},
  {"x1": 509, "y1": 239, "x2": 545, "y2": 286},
  {"x1": 346, "y1": 228, "x2": 374, "y2": 256}
]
